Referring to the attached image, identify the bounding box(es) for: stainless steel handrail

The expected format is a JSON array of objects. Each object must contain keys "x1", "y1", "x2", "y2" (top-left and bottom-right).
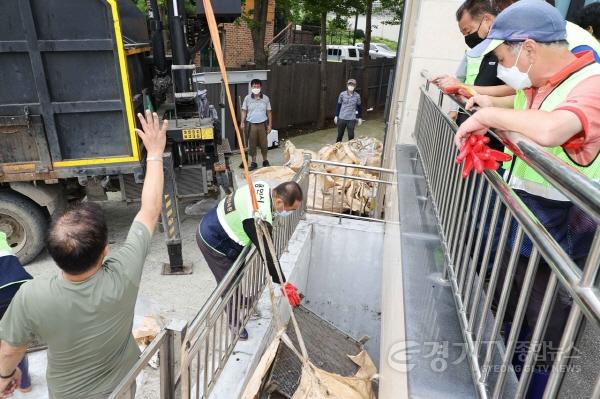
[
  {"x1": 178, "y1": 160, "x2": 311, "y2": 399},
  {"x1": 414, "y1": 77, "x2": 600, "y2": 399},
  {"x1": 420, "y1": 70, "x2": 600, "y2": 223},
  {"x1": 306, "y1": 159, "x2": 395, "y2": 222}
]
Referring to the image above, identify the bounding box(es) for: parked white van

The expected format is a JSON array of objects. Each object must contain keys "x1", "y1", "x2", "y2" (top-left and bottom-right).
[{"x1": 325, "y1": 45, "x2": 361, "y2": 62}]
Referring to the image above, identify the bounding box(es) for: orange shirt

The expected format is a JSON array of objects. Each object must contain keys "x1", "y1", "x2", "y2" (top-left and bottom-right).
[{"x1": 523, "y1": 51, "x2": 600, "y2": 166}]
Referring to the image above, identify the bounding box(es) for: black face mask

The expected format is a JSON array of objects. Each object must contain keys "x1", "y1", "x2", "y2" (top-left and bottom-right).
[{"x1": 464, "y1": 31, "x2": 484, "y2": 48}]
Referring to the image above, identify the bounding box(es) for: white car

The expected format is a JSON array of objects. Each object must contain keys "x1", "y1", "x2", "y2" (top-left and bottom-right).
[
  {"x1": 325, "y1": 45, "x2": 361, "y2": 62},
  {"x1": 356, "y1": 43, "x2": 396, "y2": 59}
]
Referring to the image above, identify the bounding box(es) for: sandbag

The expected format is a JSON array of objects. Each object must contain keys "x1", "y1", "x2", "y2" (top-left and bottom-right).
[
  {"x1": 286, "y1": 137, "x2": 383, "y2": 216},
  {"x1": 251, "y1": 166, "x2": 297, "y2": 184},
  {"x1": 283, "y1": 141, "x2": 317, "y2": 172},
  {"x1": 292, "y1": 351, "x2": 377, "y2": 399}
]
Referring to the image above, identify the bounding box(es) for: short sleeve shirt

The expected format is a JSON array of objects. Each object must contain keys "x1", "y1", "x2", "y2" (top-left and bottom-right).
[
  {"x1": 0, "y1": 222, "x2": 151, "y2": 399},
  {"x1": 337, "y1": 91, "x2": 361, "y2": 120},
  {"x1": 242, "y1": 94, "x2": 271, "y2": 124},
  {"x1": 523, "y1": 52, "x2": 600, "y2": 166}
]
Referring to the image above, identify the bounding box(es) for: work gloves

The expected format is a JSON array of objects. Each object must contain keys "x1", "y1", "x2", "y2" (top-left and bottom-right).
[
  {"x1": 443, "y1": 84, "x2": 477, "y2": 99},
  {"x1": 456, "y1": 135, "x2": 512, "y2": 178},
  {"x1": 358, "y1": 118, "x2": 363, "y2": 126},
  {"x1": 282, "y1": 282, "x2": 301, "y2": 308},
  {"x1": 334, "y1": 116, "x2": 338, "y2": 125}
]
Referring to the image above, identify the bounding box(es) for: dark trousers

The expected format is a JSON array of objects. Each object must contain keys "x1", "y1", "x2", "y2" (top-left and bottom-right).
[
  {"x1": 336, "y1": 119, "x2": 356, "y2": 142},
  {"x1": 497, "y1": 251, "x2": 575, "y2": 370},
  {"x1": 196, "y1": 229, "x2": 248, "y2": 327}
]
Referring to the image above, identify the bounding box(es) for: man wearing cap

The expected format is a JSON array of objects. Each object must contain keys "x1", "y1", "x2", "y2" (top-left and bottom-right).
[
  {"x1": 454, "y1": 1, "x2": 600, "y2": 395},
  {"x1": 334, "y1": 79, "x2": 363, "y2": 142}
]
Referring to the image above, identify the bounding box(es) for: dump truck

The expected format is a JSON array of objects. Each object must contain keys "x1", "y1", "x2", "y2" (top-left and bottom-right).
[{"x1": 0, "y1": 0, "x2": 245, "y2": 269}]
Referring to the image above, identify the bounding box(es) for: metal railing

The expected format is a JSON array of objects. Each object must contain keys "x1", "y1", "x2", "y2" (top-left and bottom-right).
[
  {"x1": 108, "y1": 319, "x2": 187, "y2": 399},
  {"x1": 109, "y1": 157, "x2": 390, "y2": 399},
  {"x1": 307, "y1": 159, "x2": 395, "y2": 222},
  {"x1": 266, "y1": 22, "x2": 294, "y2": 58},
  {"x1": 414, "y1": 74, "x2": 600, "y2": 398},
  {"x1": 178, "y1": 161, "x2": 310, "y2": 399}
]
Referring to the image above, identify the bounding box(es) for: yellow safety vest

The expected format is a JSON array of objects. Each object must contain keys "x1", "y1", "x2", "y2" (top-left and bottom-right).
[{"x1": 506, "y1": 62, "x2": 600, "y2": 201}]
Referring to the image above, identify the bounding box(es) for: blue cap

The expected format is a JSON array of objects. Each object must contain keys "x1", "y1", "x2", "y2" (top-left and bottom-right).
[{"x1": 468, "y1": 0, "x2": 567, "y2": 57}]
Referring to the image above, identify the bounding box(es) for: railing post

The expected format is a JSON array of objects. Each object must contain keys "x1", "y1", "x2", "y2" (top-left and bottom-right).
[{"x1": 162, "y1": 319, "x2": 187, "y2": 399}]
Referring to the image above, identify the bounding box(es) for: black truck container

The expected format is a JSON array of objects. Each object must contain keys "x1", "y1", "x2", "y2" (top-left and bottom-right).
[{"x1": 0, "y1": 0, "x2": 238, "y2": 266}]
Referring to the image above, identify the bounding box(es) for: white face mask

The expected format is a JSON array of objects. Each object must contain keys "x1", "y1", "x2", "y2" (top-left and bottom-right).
[
  {"x1": 497, "y1": 44, "x2": 533, "y2": 90},
  {"x1": 275, "y1": 209, "x2": 293, "y2": 218},
  {"x1": 347, "y1": 85, "x2": 355, "y2": 92},
  {"x1": 251, "y1": 88, "x2": 261, "y2": 95}
]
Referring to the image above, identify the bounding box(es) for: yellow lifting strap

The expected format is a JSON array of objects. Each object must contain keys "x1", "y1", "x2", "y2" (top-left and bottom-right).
[{"x1": 201, "y1": 0, "x2": 259, "y2": 212}]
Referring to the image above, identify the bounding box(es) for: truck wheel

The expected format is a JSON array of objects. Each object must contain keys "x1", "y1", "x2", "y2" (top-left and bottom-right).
[{"x1": 0, "y1": 191, "x2": 48, "y2": 264}]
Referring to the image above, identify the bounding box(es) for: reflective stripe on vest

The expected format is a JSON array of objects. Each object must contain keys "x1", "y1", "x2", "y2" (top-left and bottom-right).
[
  {"x1": 464, "y1": 41, "x2": 498, "y2": 85},
  {"x1": 566, "y1": 21, "x2": 600, "y2": 57},
  {"x1": 216, "y1": 181, "x2": 273, "y2": 246},
  {"x1": 512, "y1": 23, "x2": 600, "y2": 112},
  {"x1": 465, "y1": 55, "x2": 483, "y2": 85},
  {"x1": 506, "y1": 62, "x2": 600, "y2": 201}
]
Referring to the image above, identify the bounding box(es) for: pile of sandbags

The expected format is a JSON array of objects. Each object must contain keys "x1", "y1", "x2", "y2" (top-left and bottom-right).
[
  {"x1": 251, "y1": 165, "x2": 297, "y2": 183},
  {"x1": 283, "y1": 137, "x2": 383, "y2": 216},
  {"x1": 283, "y1": 141, "x2": 317, "y2": 172}
]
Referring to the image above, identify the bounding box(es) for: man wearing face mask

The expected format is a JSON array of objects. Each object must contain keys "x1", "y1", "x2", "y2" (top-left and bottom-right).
[
  {"x1": 434, "y1": 0, "x2": 515, "y2": 114},
  {"x1": 334, "y1": 78, "x2": 363, "y2": 142},
  {"x1": 455, "y1": 0, "x2": 600, "y2": 174},
  {"x1": 241, "y1": 79, "x2": 273, "y2": 171},
  {"x1": 454, "y1": 2, "x2": 600, "y2": 391},
  {"x1": 196, "y1": 181, "x2": 303, "y2": 340},
  {"x1": 453, "y1": 0, "x2": 514, "y2": 138},
  {"x1": 456, "y1": 0, "x2": 600, "y2": 254}
]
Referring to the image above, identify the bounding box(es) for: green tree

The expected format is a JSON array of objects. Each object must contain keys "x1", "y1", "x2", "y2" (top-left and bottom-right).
[
  {"x1": 361, "y1": 0, "x2": 374, "y2": 109},
  {"x1": 376, "y1": 0, "x2": 405, "y2": 25},
  {"x1": 302, "y1": 0, "x2": 343, "y2": 129},
  {"x1": 250, "y1": 0, "x2": 270, "y2": 68},
  {"x1": 135, "y1": 0, "x2": 196, "y2": 16},
  {"x1": 303, "y1": 0, "x2": 357, "y2": 128}
]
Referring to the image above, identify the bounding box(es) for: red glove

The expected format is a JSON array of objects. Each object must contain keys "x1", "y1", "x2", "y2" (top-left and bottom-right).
[
  {"x1": 443, "y1": 84, "x2": 477, "y2": 99},
  {"x1": 282, "y1": 282, "x2": 301, "y2": 308},
  {"x1": 455, "y1": 135, "x2": 512, "y2": 178}
]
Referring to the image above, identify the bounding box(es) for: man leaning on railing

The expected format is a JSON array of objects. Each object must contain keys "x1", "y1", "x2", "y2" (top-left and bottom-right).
[
  {"x1": 196, "y1": 180, "x2": 303, "y2": 341},
  {"x1": 0, "y1": 111, "x2": 167, "y2": 399},
  {"x1": 453, "y1": 0, "x2": 600, "y2": 394}
]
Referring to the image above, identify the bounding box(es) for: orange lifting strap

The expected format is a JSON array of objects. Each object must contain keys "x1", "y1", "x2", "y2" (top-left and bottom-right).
[{"x1": 201, "y1": 0, "x2": 259, "y2": 212}]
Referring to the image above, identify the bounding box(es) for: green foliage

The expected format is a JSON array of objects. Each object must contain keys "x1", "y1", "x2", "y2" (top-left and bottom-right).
[
  {"x1": 371, "y1": 36, "x2": 398, "y2": 50},
  {"x1": 134, "y1": 0, "x2": 197, "y2": 17},
  {"x1": 276, "y1": 0, "x2": 304, "y2": 24},
  {"x1": 301, "y1": 13, "x2": 321, "y2": 27},
  {"x1": 354, "y1": 29, "x2": 365, "y2": 40},
  {"x1": 375, "y1": 0, "x2": 405, "y2": 25},
  {"x1": 135, "y1": 0, "x2": 148, "y2": 13}
]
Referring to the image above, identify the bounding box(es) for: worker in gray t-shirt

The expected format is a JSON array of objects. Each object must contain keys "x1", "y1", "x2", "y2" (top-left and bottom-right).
[
  {"x1": 334, "y1": 78, "x2": 363, "y2": 142},
  {"x1": 0, "y1": 111, "x2": 167, "y2": 399},
  {"x1": 240, "y1": 79, "x2": 273, "y2": 171}
]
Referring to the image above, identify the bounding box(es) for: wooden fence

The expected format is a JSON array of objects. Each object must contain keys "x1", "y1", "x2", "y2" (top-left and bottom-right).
[{"x1": 204, "y1": 58, "x2": 396, "y2": 150}]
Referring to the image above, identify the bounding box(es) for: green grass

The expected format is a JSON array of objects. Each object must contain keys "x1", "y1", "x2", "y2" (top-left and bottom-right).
[{"x1": 372, "y1": 37, "x2": 398, "y2": 51}]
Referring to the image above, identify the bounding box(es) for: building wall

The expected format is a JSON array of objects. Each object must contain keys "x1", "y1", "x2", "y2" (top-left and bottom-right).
[
  {"x1": 393, "y1": 0, "x2": 464, "y2": 144},
  {"x1": 379, "y1": 0, "x2": 463, "y2": 397},
  {"x1": 222, "y1": 0, "x2": 276, "y2": 68}
]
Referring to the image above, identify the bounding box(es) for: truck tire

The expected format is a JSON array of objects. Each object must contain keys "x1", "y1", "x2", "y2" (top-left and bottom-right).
[{"x1": 0, "y1": 191, "x2": 48, "y2": 264}]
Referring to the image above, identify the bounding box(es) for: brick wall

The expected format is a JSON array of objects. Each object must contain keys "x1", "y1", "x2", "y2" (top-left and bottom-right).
[{"x1": 222, "y1": 0, "x2": 275, "y2": 68}]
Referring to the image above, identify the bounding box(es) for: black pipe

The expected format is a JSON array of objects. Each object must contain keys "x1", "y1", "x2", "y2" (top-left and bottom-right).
[
  {"x1": 146, "y1": 0, "x2": 167, "y2": 74},
  {"x1": 167, "y1": 0, "x2": 191, "y2": 94}
]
